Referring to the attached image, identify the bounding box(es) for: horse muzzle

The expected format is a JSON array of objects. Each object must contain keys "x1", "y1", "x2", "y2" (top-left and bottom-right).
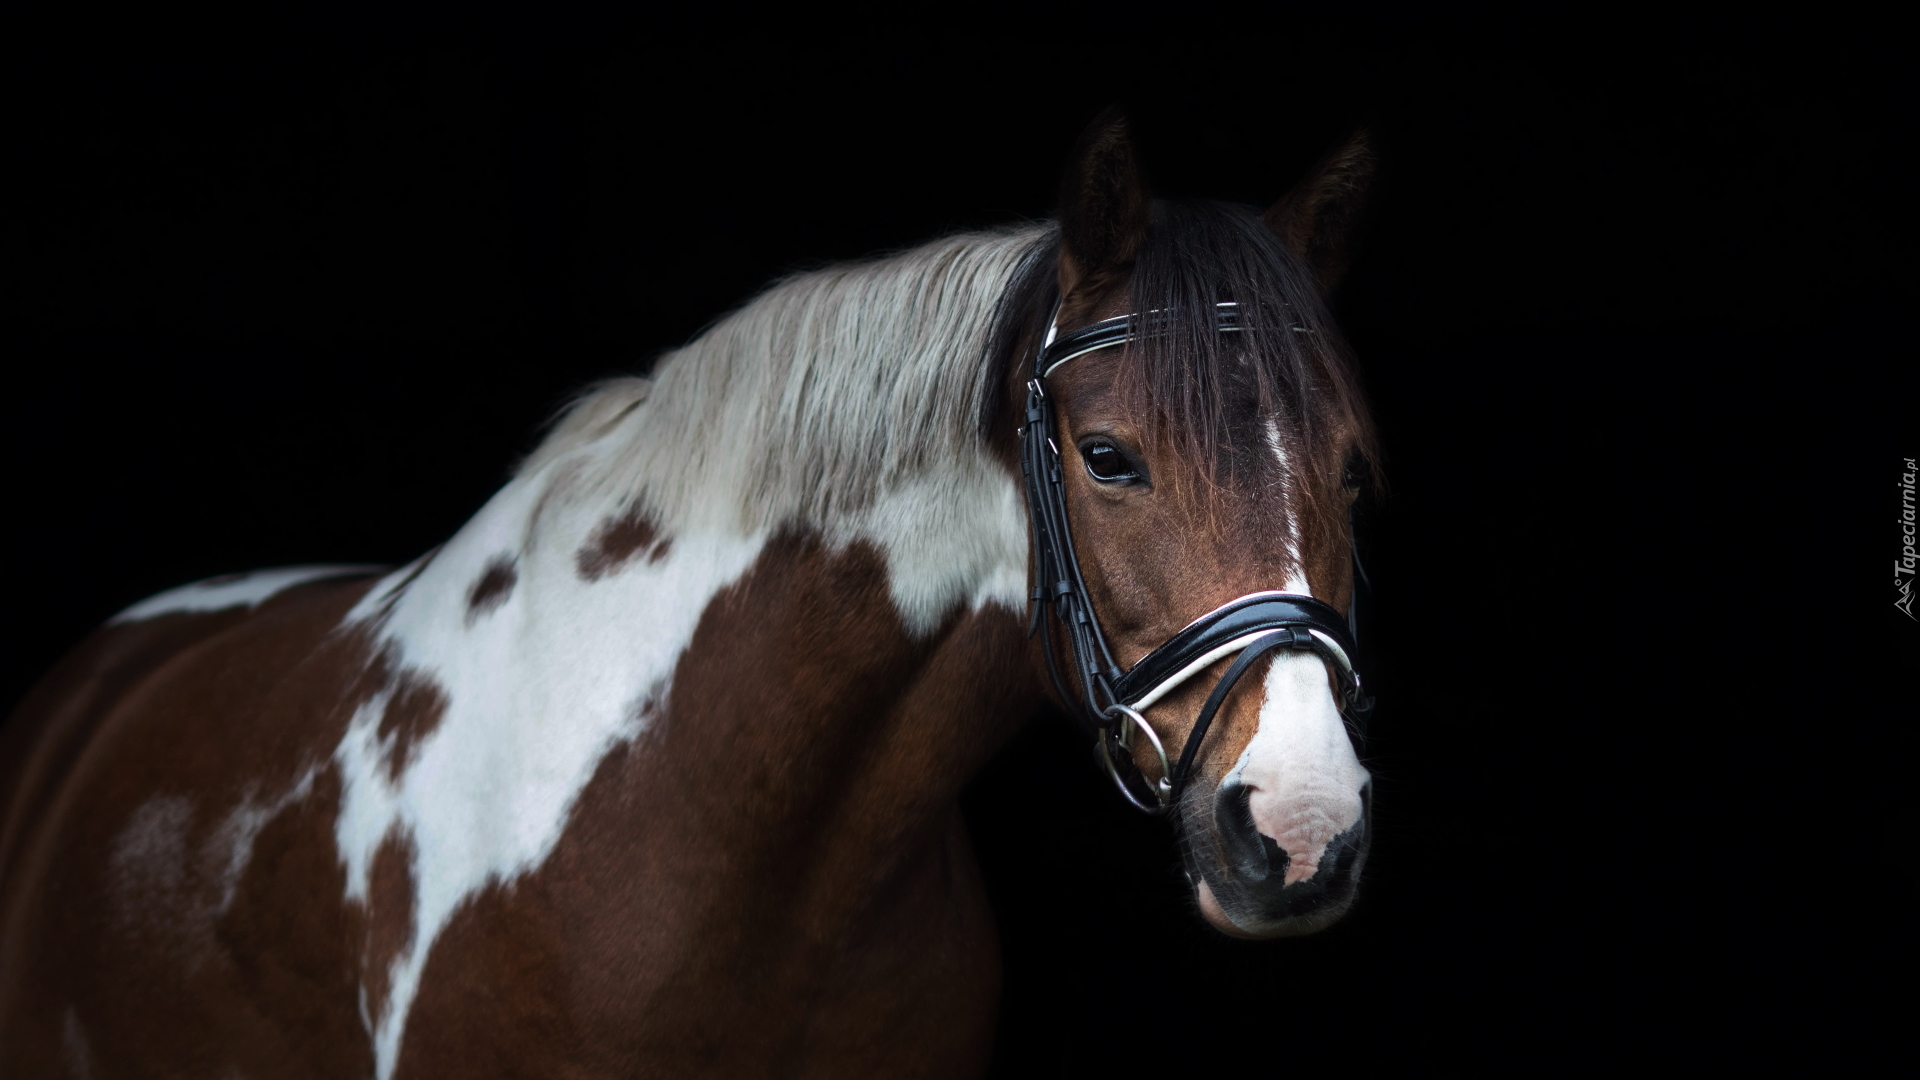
[{"x1": 1189, "y1": 779, "x2": 1372, "y2": 938}]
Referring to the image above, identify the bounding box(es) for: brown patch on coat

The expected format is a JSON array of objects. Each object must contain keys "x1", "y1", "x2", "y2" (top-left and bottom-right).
[
  {"x1": 0, "y1": 576, "x2": 386, "y2": 1076},
  {"x1": 363, "y1": 828, "x2": 417, "y2": 1030},
  {"x1": 464, "y1": 556, "x2": 517, "y2": 624},
  {"x1": 376, "y1": 670, "x2": 448, "y2": 783},
  {"x1": 212, "y1": 765, "x2": 372, "y2": 1076},
  {"x1": 575, "y1": 506, "x2": 671, "y2": 581}
]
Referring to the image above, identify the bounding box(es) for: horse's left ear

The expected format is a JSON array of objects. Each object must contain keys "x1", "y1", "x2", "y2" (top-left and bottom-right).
[
  {"x1": 1263, "y1": 130, "x2": 1376, "y2": 291},
  {"x1": 1056, "y1": 108, "x2": 1151, "y2": 300}
]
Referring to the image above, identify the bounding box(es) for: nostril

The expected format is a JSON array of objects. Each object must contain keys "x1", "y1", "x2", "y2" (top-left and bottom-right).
[
  {"x1": 1309, "y1": 814, "x2": 1367, "y2": 893},
  {"x1": 1263, "y1": 816, "x2": 1368, "y2": 921},
  {"x1": 1203, "y1": 781, "x2": 1373, "y2": 927},
  {"x1": 1260, "y1": 833, "x2": 1288, "y2": 876},
  {"x1": 1214, "y1": 783, "x2": 1276, "y2": 883}
]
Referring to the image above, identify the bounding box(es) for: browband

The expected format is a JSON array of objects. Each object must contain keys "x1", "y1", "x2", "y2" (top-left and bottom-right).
[{"x1": 1040, "y1": 302, "x2": 1244, "y2": 377}]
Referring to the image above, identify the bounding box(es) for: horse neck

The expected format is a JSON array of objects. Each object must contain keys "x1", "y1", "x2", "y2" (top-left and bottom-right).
[{"x1": 334, "y1": 399, "x2": 1037, "y2": 926}]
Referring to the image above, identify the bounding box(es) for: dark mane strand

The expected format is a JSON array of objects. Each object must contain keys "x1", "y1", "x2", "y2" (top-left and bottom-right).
[
  {"x1": 1128, "y1": 201, "x2": 1379, "y2": 531},
  {"x1": 980, "y1": 225, "x2": 1064, "y2": 435}
]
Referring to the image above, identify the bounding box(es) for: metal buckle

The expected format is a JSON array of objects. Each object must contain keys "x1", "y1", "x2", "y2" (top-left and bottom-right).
[{"x1": 1098, "y1": 704, "x2": 1172, "y2": 813}]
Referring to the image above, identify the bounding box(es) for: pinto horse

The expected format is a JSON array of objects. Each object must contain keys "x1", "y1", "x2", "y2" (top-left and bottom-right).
[{"x1": 0, "y1": 114, "x2": 1379, "y2": 1077}]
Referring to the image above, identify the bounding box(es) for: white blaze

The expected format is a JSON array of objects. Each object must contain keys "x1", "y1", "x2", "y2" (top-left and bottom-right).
[
  {"x1": 1227, "y1": 654, "x2": 1369, "y2": 886},
  {"x1": 1227, "y1": 417, "x2": 1366, "y2": 886},
  {"x1": 1262, "y1": 419, "x2": 1311, "y2": 596}
]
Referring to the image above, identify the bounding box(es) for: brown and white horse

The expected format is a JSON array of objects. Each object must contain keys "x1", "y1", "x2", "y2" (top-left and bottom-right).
[{"x1": 0, "y1": 115, "x2": 1379, "y2": 1077}]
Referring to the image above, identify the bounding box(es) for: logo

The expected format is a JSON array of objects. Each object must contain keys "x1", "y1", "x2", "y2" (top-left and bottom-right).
[{"x1": 1899, "y1": 457, "x2": 1917, "y2": 620}]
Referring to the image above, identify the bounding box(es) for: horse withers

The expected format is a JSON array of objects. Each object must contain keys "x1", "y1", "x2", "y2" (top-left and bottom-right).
[{"x1": 0, "y1": 113, "x2": 1380, "y2": 1077}]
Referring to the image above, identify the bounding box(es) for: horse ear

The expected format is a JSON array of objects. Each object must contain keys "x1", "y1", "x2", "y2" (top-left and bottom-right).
[
  {"x1": 1263, "y1": 130, "x2": 1376, "y2": 291},
  {"x1": 1056, "y1": 108, "x2": 1150, "y2": 298}
]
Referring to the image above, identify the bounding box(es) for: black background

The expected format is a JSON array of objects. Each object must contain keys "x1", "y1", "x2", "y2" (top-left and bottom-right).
[{"x1": 3, "y1": 7, "x2": 1910, "y2": 1071}]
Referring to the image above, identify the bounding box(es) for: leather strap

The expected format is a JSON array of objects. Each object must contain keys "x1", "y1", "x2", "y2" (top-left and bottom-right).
[
  {"x1": 1111, "y1": 592, "x2": 1359, "y2": 710},
  {"x1": 1170, "y1": 631, "x2": 1293, "y2": 796},
  {"x1": 1021, "y1": 371, "x2": 1122, "y2": 736},
  {"x1": 1040, "y1": 304, "x2": 1244, "y2": 377}
]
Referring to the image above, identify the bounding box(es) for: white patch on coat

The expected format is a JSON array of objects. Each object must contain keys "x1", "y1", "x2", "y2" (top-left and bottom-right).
[
  {"x1": 206, "y1": 771, "x2": 318, "y2": 911},
  {"x1": 334, "y1": 457, "x2": 769, "y2": 1078},
  {"x1": 330, "y1": 228, "x2": 1038, "y2": 1077},
  {"x1": 1225, "y1": 653, "x2": 1369, "y2": 887},
  {"x1": 110, "y1": 566, "x2": 384, "y2": 624},
  {"x1": 839, "y1": 453, "x2": 1027, "y2": 635},
  {"x1": 109, "y1": 795, "x2": 222, "y2": 969},
  {"x1": 108, "y1": 775, "x2": 320, "y2": 974},
  {"x1": 110, "y1": 796, "x2": 193, "y2": 944}
]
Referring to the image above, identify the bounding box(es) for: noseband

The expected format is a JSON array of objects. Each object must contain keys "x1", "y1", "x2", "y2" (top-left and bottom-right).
[{"x1": 1018, "y1": 302, "x2": 1372, "y2": 814}]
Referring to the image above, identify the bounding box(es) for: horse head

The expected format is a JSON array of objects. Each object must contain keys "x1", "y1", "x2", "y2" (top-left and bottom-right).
[{"x1": 999, "y1": 112, "x2": 1381, "y2": 938}]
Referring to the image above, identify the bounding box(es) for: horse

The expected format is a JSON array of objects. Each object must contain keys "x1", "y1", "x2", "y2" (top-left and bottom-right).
[{"x1": 0, "y1": 112, "x2": 1380, "y2": 1077}]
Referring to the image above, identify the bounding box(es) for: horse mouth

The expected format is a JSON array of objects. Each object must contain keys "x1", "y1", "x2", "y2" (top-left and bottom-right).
[
  {"x1": 1195, "y1": 875, "x2": 1360, "y2": 939},
  {"x1": 1184, "y1": 786, "x2": 1371, "y2": 939}
]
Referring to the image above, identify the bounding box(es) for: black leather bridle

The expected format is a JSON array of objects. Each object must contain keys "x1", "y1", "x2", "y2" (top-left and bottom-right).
[{"x1": 1018, "y1": 302, "x2": 1373, "y2": 814}]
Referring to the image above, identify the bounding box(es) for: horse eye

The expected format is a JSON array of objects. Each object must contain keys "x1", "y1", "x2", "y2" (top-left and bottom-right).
[{"x1": 1081, "y1": 441, "x2": 1138, "y2": 483}]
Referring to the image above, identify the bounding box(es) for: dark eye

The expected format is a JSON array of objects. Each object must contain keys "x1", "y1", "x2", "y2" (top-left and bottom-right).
[{"x1": 1081, "y1": 440, "x2": 1139, "y2": 483}]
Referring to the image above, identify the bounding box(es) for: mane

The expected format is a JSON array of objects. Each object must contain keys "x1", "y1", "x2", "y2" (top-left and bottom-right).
[
  {"x1": 520, "y1": 224, "x2": 1053, "y2": 533},
  {"x1": 520, "y1": 204, "x2": 1375, "y2": 557}
]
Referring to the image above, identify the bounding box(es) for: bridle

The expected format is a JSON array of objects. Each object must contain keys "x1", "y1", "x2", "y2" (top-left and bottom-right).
[{"x1": 1018, "y1": 301, "x2": 1373, "y2": 814}]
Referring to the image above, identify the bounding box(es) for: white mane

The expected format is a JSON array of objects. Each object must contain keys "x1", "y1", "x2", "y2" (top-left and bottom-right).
[{"x1": 520, "y1": 224, "x2": 1051, "y2": 536}]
